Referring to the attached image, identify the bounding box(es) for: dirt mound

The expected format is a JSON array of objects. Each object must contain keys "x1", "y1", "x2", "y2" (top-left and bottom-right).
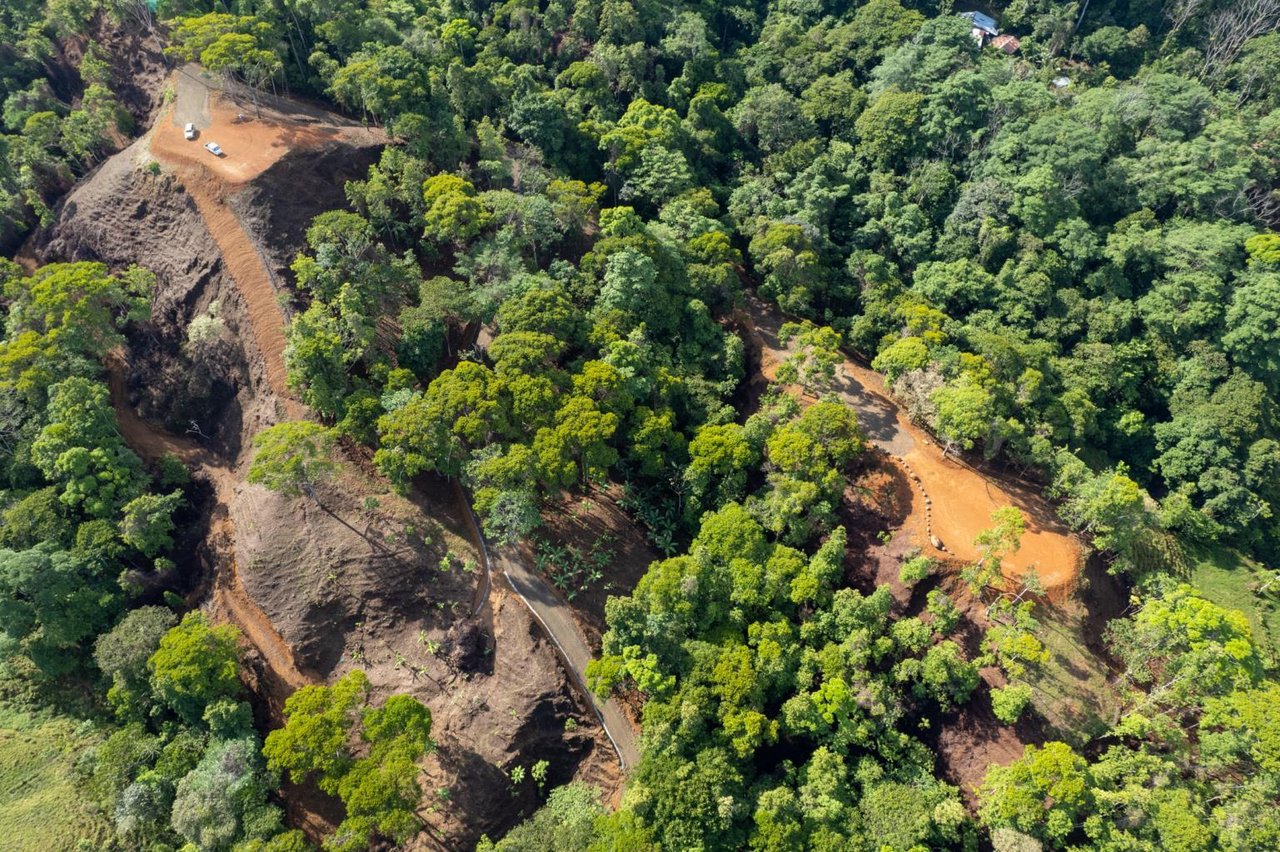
[
  {"x1": 29, "y1": 137, "x2": 220, "y2": 324},
  {"x1": 230, "y1": 474, "x2": 476, "y2": 676},
  {"x1": 231, "y1": 470, "x2": 621, "y2": 847}
]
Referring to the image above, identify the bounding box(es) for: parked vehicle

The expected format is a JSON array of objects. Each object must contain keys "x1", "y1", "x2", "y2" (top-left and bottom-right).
[
  {"x1": 184, "y1": 122, "x2": 196, "y2": 140},
  {"x1": 203, "y1": 142, "x2": 223, "y2": 156}
]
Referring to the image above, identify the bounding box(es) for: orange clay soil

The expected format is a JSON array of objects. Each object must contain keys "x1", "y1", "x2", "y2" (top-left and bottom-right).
[
  {"x1": 149, "y1": 66, "x2": 378, "y2": 416},
  {"x1": 107, "y1": 351, "x2": 309, "y2": 699},
  {"x1": 747, "y1": 296, "x2": 1083, "y2": 596}
]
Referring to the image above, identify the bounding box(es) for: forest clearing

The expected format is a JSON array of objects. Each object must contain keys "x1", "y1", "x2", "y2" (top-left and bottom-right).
[{"x1": 2, "y1": 2, "x2": 1279, "y2": 851}]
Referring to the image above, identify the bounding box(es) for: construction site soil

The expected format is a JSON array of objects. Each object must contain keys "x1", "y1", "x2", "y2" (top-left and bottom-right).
[
  {"x1": 746, "y1": 294, "x2": 1085, "y2": 597},
  {"x1": 27, "y1": 67, "x2": 620, "y2": 847}
]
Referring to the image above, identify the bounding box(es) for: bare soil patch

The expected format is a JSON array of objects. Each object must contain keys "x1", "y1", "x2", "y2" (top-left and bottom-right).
[
  {"x1": 152, "y1": 66, "x2": 381, "y2": 186},
  {"x1": 837, "y1": 454, "x2": 919, "y2": 604},
  {"x1": 746, "y1": 295, "x2": 1084, "y2": 596}
]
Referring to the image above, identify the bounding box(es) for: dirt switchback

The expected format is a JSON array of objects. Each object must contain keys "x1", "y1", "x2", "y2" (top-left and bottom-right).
[
  {"x1": 30, "y1": 65, "x2": 621, "y2": 846},
  {"x1": 746, "y1": 294, "x2": 1084, "y2": 595}
]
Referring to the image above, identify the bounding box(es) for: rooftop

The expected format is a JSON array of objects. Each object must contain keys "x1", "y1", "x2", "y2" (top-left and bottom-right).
[{"x1": 961, "y1": 10, "x2": 999, "y2": 36}]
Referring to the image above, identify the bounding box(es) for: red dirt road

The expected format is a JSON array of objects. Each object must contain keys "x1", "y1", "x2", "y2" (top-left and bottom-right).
[
  {"x1": 149, "y1": 66, "x2": 379, "y2": 416},
  {"x1": 747, "y1": 296, "x2": 1083, "y2": 594}
]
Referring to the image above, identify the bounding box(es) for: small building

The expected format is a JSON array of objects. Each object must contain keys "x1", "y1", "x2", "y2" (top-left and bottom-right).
[
  {"x1": 991, "y1": 34, "x2": 1021, "y2": 54},
  {"x1": 961, "y1": 11, "x2": 1000, "y2": 40}
]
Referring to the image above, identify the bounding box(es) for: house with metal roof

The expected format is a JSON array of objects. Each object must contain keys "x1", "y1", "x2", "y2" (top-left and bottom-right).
[{"x1": 961, "y1": 11, "x2": 1000, "y2": 37}]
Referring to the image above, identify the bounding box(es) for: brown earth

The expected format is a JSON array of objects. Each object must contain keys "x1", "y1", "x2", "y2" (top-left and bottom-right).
[
  {"x1": 746, "y1": 294, "x2": 1084, "y2": 596},
  {"x1": 148, "y1": 65, "x2": 386, "y2": 414},
  {"x1": 231, "y1": 469, "x2": 624, "y2": 846},
  {"x1": 30, "y1": 66, "x2": 620, "y2": 846},
  {"x1": 522, "y1": 487, "x2": 661, "y2": 650}
]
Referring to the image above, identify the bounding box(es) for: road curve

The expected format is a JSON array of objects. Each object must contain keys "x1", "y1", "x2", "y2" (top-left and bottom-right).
[
  {"x1": 451, "y1": 482, "x2": 639, "y2": 770},
  {"x1": 746, "y1": 293, "x2": 1083, "y2": 593}
]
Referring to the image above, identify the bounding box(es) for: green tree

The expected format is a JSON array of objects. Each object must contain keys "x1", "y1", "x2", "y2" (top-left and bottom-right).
[
  {"x1": 170, "y1": 738, "x2": 283, "y2": 849},
  {"x1": 421, "y1": 174, "x2": 491, "y2": 247},
  {"x1": 533, "y1": 396, "x2": 620, "y2": 489},
  {"x1": 264, "y1": 671, "x2": 432, "y2": 850},
  {"x1": 991, "y1": 683, "x2": 1034, "y2": 724},
  {"x1": 148, "y1": 612, "x2": 242, "y2": 726},
  {"x1": 375, "y1": 362, "x2": 508, "y2": 483},
  {"x1": 775, "y1": 321, "x2": 842, "y2": 395},
  {"x1": 0, "y1": 543, "x2": 124, "y2": 675},
  {"x1": 855, "y1": 88, "x2": 924, "y2": 170},
  {"x1": 263, "y1": 670, "x2": 371, "y2": 791},
  {"x1": 1109, "y1": 583, "x2": 1263, "y2": 707},
  {"x1": 931, "y1": 375, "x2": 993, "y2": 457},
  {"x1": 119, "y1": 490, "x2": 184, "y2": 557},
  {"x1": 94, "y1": 605, "x2": 176, "y2": 718},
  {"x1": 247, "y1": 421, "x2": 337, "y2": 498},
  {"x1": 477, "y1": 782, "x2": 604, "y2": 851},
  {"x1": 684, "y1": 423, "x2": 757, "y2": 517},
  {"x1": 31, "y1": 376, "x2": 145, "y2": 517},
  {"x1": 166, "y1": 13, "x2": 281, "y2": 116},
  {"x1": 978, "y1": 742, "x2": 1092, "y2": 843}
]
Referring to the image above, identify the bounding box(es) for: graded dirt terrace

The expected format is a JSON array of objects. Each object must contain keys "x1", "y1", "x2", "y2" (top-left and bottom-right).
[
  {"x1": 149, "y1": 66, "x2": 382, "y2": 413},
  {"x1": 746, "y1": 295, "x2": 1084, "y2": 595}
]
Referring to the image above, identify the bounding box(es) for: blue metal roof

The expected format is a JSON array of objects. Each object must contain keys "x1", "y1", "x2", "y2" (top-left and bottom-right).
[{"x1": 961, "y1": 11, "x2": 999, "y2": 35}]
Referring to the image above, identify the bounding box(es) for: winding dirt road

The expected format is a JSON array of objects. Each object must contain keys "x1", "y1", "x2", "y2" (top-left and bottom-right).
[
  {"x1": 142, "y1": 66, "x2": 639, "y2": 773},
  {"x1": 746, "y1": 294, "x2": 1083, "y2": 594}
]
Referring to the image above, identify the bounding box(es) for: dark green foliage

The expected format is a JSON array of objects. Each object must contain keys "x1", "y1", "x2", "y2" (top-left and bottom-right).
[{"x1": 0, "y1": 542, "x2": 124, "y2": 675}]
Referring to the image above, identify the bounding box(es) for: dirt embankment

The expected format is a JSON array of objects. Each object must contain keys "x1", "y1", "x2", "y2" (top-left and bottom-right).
[
  {"x1": 231, "y1": 471, "x2": 623, "y2": 846},
  {"x1": 746, "y1": 295, "x2": 1083, "y2": 595},
  {"x1": 31, "y1": 66, "x2": 621, "y2": 846}
]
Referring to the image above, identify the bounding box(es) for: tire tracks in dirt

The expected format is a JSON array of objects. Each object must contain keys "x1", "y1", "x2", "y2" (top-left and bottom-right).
[{"x1": 176, "y1": 173, "x2": 302, "y2": 416}]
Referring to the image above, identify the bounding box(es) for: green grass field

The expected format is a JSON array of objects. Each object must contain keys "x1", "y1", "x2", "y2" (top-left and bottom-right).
[
  {"x1": 1189, "y1": 545, "x2": 1280, "y2": 668},
  {"x1": 0, "y1": 704, "x2": 110, "y2": 852}
]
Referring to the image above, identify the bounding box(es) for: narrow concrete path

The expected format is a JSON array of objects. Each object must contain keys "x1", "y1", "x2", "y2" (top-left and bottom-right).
[
  {"x1": 451, "y1": 482, "x2": 639, "y2": 770},
  {"x1": 491, "y1": 545, "x2": 640, "y2": 770}
]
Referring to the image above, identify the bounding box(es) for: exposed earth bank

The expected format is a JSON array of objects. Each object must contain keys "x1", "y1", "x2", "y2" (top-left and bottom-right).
[{"x1": 26, "y1": 68, "x2": 621, "y2": 847}]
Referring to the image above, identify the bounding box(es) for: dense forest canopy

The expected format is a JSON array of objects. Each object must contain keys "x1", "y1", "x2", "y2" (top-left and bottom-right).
[{"x1": 2, "y1": 0, "x2": 1280, "y2": 849}]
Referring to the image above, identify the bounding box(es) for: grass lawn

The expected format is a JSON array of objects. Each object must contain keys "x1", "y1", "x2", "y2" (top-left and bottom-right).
[
  {"x1": 0, "y1": 704, "x2": 110, "y2": 851},
  {"x1": 1189, "y1": 544, "x2": 1280, "y2": 668}
]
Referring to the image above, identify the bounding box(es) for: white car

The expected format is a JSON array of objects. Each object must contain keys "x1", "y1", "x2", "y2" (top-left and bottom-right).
[
  {"x1": 203, "y1": 142, "x2": 223, "y2": 156},
  {"x1": 184, "y1": 122, "x2": 196, "y2": 140}
]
